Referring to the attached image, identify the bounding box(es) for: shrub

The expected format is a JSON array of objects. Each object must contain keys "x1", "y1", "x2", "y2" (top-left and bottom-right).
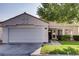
[
  {"x1": 63, "y1": 47, "x2": 79, "y2": 55},
  {"x1": 57, "y1": 35, "x2": 71, "y2": 41},
  {"x1": 48, "y1": 47, "x2": 79, "y2": 55},
  {"x1": 73, "y1": 35, "x2": 79, "y2": 41},
  {"x1": 47, "y1": 47, "x2": 79, "y2": 55},
  {"x1": 41, "y1": 45, "x2": 79, "y2": 55},
  {"x1": 49, "y1": 49, "x2": 64, "y2": 54}
]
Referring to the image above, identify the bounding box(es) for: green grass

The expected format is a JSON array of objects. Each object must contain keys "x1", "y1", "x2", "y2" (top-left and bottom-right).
[
  {"x1": 41, "y1": 41, "x2": 79, "y2": 55},
  {"x1": 60, "y1": 41, "x2": 79, "y2": 45},
  {"x1": 41, "y1": 44, "x2": 79, "y2": 55}
]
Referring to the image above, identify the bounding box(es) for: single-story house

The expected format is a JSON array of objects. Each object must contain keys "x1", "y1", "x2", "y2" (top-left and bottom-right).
[
  {"x1": 1, "y1": 12, "x2": 79, "y2": 55},
  {"x1": 0, "y1": 12, "x2": 79, "y2": 43},
  {"x1": 48, "y1": 22, "x2": 79, "y2": 40},
  {"x1": 0, "y1": 12, "x2": 48, "y2": 43}
]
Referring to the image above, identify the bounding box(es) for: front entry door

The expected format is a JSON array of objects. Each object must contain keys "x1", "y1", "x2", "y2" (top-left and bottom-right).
[
  {"x1": 58, "y1": 30, "x2": 62, "y2": 36},
  {"x1": 52, "y1": 29, "x2": 57, "y2": 39}
]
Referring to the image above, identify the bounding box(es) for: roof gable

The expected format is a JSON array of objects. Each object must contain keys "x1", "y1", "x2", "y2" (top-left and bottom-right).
[{"x1": 0, "y1": 12, "x2": 48, "y2": 26}]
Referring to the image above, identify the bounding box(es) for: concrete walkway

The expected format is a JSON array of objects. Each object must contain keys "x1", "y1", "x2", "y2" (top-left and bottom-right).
[
  {"x1": 31, "y1": 47, "x2": 41, "y2": 56},
  {"x1": 50, "y1": 41, "x2": 61, "y2": 45}
]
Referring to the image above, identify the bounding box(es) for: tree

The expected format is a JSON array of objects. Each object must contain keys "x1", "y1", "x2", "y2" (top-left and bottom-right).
[{"x1": 37, "y1": 3, "x2": 79, "y2": 24}]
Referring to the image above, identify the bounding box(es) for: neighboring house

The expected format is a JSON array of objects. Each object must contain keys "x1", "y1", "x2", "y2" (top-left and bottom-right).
[
  {"x1": 48, "y1": 22, "x2": 79, "y2": 40},
  {"x1": 0, "y1": 12, "x2": 48, "y2": 43}
]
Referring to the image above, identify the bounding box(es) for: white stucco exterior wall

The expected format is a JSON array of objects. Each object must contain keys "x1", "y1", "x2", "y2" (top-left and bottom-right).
[{"x1": 1, "y1": 27, "x2": 8, "y2": 43}]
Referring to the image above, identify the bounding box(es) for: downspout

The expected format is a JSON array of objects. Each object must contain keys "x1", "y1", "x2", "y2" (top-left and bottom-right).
[{"x1": 8, "y1": 27, "x2": 9, "y2": 43}]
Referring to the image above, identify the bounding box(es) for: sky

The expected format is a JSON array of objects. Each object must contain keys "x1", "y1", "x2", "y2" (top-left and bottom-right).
[{"x1": 0, "y1": 3, "x2": 41, "y2": 21}]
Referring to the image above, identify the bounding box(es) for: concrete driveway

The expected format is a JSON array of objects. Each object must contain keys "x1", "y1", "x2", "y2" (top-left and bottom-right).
[{"x1": 0, "y1": 43, "x2": 42, "y2": 56}]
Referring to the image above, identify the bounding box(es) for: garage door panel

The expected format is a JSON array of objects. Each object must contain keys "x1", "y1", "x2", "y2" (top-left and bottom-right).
[{"x1": 9, "y1": 28, "x2": 44, "y2": 43}]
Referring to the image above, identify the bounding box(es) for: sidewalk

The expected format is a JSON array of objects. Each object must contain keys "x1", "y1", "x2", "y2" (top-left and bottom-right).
[{"x1": 49, "y1": 41, "x2": 61, "y2": 45}]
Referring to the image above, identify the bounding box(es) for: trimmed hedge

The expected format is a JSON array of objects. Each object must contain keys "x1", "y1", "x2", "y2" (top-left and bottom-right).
[
  {"x1": 73, "y1": 35, "x2": 79, "y2": 41},
  {"x1": 57, "y1": 35, "x2": 71, "y2": 41},
  {"x1": 57, "y1": 35, "x2": 79, "y2": 41}
]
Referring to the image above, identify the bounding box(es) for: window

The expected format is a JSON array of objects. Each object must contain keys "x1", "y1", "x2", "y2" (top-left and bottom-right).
[
  {"x1": 65, "y1": 29, "x2": 71, "y2": 35},
  {"x1": 58, "y1": 30, "x2": 62, "y2": 35}
]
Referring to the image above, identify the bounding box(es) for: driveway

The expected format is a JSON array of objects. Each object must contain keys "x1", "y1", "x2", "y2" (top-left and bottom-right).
[{"x1": 0, "y1": 43, "x2": 42, "y2": 56}]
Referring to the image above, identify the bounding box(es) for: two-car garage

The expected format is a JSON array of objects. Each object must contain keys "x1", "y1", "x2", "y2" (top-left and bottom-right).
[
  {"x1": 0, "y1": 12, "x2": 48, "y2": 55},
  {"x1": 0, "y1": 12, "x2": 48, "y2": 43},
  {"x1": 8, "y1": 25, "x2": 47, "y2": 43}
]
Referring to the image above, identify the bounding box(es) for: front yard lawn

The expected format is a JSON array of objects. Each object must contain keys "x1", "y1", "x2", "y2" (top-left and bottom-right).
[
  {"x1": 60, "y1": 41, "x2": 79, "y2": 45},
  {"x1": 41, "y1": 44, "x2": 79, "y2": 55}
]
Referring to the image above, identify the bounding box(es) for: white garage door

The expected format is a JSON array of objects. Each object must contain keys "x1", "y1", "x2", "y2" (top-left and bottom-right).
[{"x1": 8, "y1": 27, "x2": 45, "y2": 43}]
